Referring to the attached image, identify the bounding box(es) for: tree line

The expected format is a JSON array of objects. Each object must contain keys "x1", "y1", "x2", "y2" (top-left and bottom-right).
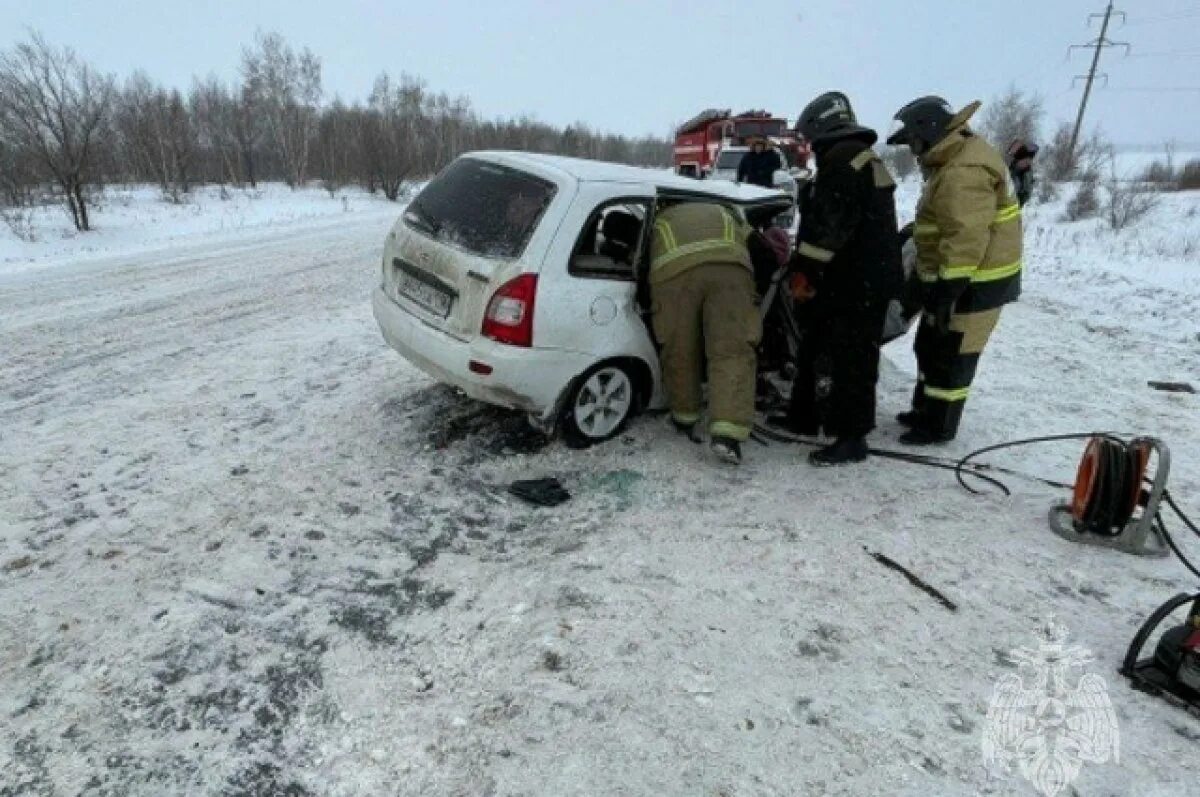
[{"x1": 0, "y1": 32, "x2": 673, "y2": 232}]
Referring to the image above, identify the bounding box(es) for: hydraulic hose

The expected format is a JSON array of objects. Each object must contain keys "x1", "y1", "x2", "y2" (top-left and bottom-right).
[{"x1": 755, "y1": 423, "x2": 1200, "y2": 583}]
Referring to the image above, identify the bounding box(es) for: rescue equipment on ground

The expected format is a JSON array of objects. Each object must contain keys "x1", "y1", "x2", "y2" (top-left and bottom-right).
[
  {"x1": 1122, "y1": 591, "x2": 1200, "y2": 719},
  {"x1": 1048, "y1": 436, "x2": 1170, "y2": 558}
]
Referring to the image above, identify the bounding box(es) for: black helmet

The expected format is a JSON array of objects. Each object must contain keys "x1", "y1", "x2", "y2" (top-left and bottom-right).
[
  {"x1": 796, "y1": 91, "x2": 874, "y2": 144},
  {"x1": 886, "y1": 95, "x2": 956, "y2": 149}
]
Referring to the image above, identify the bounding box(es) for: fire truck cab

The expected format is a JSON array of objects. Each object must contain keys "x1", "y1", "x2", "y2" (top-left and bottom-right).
[{"x1": 673, "y1": 109, "x2": 810, "y2": 179}]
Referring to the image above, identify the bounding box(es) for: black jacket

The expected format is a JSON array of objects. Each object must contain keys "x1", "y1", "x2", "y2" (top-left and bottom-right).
[
  {"x1": 737, "y1": 148, "x2": 782, "y2": 188},
  {"x1": 793, "y1": 133, "x2": 903, "y2": 305}
]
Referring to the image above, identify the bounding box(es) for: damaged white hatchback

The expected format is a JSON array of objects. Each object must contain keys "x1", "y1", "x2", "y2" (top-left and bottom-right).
[{"x1": 372, "y1": 151, "x2": 791, "y2": 446}]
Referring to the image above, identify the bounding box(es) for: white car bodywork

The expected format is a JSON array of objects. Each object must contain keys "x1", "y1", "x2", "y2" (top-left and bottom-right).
[{"x1": 372, "y1": 151, "x2": 790, "y2": 438}]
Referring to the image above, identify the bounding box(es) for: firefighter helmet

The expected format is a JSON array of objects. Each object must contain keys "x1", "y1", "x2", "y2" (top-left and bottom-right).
[
  {"x1": 796, "y1": 91, "x2": 873, "y2": 144},
  {"x1": 886, "y1": 96, "x2": 956, "y2": 150}
]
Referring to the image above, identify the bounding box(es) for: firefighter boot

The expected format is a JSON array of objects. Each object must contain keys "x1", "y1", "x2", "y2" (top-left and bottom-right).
[
  {"x1": 711, "y1": 436, "x2": 743, "y2": 465},
  {"x1": 899, "y1": 427, "x2": 955, "y2": 446},
  {"x1": 671, "y1": 417, "x2": 703, "y2": 443},
  {"x1": 809, "y1": 437, "x2": 869, "y2": 467}
]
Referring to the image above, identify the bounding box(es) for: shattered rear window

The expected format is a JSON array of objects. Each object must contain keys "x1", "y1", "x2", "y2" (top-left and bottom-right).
[{"x1": 406, "y1": 159, "x2": 556, "y2": 259}]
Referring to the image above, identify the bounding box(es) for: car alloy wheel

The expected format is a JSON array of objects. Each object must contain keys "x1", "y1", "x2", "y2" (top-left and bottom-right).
[{"x1": 571, "y1": 365, "x2": 634, "y2": 441}]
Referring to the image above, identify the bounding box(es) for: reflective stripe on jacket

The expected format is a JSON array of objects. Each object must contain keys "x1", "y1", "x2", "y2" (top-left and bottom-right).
[
  {"x1": 914, "y1": 110, "x2": 1023, "y2": 313},
  {"x1": 650, "y1": 202, "x2": 752, "y2": 285}
]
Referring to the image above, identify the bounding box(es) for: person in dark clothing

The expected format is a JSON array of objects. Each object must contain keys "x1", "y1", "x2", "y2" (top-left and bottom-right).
[
  {"x1": 773, "y1": 91, "x2": 903, "y2": 466},
  {"x1": 1006, "y1": 139, "x2": 1039, "y2": 207},
  {"x1": 736, "y1": 138, "x2": 783, "y2": 188}
]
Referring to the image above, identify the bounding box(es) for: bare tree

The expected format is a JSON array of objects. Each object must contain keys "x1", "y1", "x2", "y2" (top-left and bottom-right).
[
  {"x1": 0, "y1": 31, "x2": 675, "y2": 215},
  {"x1": 368, "y1": 72, "x2": 426, "y2": 200},
  {"x1": 114, "y1": 73, "x2": 195, "y2": 200},
  {"x1": 980, "y1": 85, "x2": 1044, "y2": 153},
  {"x1": 1042, "y1": 122, "x2": 1112, "y2": 182},
  {"x1": 0, "y1": 136, "x2": 39, "y2": 239},
  {"x1": 0, "y1": 135, "x2": 38, "y2": 207},
  {"x1": 191, "y1": 77, "x2": 244, "y2": 186},
  {"x1": 233, "y1": 82, "x2": 262, "y2": 188},
  {"x1": 1106, "y1": 177, "x2": 1160, "y2": 231},
  {"x1": 1179, "y1": 160, "x2": 1200, "y2": 191},
  {"x1": 1078, "y1": 130, "x2": 1115, "y2": 179},
  {"x1": 424, "y1": 92, "x2": 471, "y2": 173},
  {"x1": 1062, "y1": 173, "x2": 1100, "y2": 222},
  {"x1": 0, "y1": 33, "x2": 115, "y2": 230},
  {"x1": 316, "y1": 97, "x2": 358, "y2": 196},
  {"x1": 1041, "y1": 123, "x2": 1077, "y2": 182},
  {"x1": 241, "y1": 31, "x2": 321, "y2": 188}
]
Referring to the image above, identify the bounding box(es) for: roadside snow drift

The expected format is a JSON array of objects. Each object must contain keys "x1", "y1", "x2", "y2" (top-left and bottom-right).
[{"x1": 2, "y1": 182, "x2": 1199, "y2": 796}]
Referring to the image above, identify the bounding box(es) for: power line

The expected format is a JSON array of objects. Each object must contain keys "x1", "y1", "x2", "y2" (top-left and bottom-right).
[
  {"x1": 1123, "y1": 9, "x2": 1200, "y2": 26},
  {"x1": 1125, "y1": 50, "x2": 1200, "y2": 59},
  {"x1": 1101, "y1": 86, "x2": 1200, "y2": 92},
  {"x1": 1068, "y1": 3, "x2": 1130, "y2": 157}
]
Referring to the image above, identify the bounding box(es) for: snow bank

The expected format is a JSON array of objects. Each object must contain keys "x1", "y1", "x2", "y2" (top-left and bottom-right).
[{"x1": 0, "y1": 183, "x2": 403, "y2": 277}]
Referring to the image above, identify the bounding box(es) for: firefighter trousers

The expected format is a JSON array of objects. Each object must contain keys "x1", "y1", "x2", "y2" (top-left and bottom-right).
[
  {"x1": 912, "y1": 307, "x2": 1002, "y2": 438},
  {"x1": 789, "y1": 296, "x2": 888, "y2": 439},
  {"x1": 651, "y1": 263, "x2": 761, "y2": 441}
]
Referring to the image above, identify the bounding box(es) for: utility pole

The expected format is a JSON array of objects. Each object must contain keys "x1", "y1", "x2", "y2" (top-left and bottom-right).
[{"x1": 1068, "y1": 3, "x2": 1129, "y2": 158}]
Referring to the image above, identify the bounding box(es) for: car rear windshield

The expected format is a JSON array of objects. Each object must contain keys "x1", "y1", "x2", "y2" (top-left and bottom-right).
[
  {"x1": 404, "y1": 158, "x2": 556, "y2": 259},
  {"x1": 716, "y1": 151, "x2": 745, "y2": 169}
]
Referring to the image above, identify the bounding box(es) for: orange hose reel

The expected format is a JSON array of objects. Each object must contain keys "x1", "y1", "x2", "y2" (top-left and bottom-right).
[{"x1": 1068, "y1": 436, "x2": 1155, "y2": 537}]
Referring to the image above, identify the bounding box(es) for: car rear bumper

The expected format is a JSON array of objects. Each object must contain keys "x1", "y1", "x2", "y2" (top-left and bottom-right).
[{"x1": 372, "y1": 286, "x2": 592, "y2": 420}]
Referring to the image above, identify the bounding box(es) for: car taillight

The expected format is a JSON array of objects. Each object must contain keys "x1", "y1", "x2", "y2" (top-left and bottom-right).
[{"x1": 482, "y1": 274, "x2": 537, "y2": 347}]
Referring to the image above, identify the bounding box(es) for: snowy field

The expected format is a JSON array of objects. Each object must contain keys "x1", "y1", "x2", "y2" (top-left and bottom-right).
[
  {"x1": 0, "y1": 184, "x2": 402, "y2": 278},
  {"x1": 2, "y1": 180, "x2": 1200, "y2": 796},
  {"x1": 1112, "y1": 149, "x2": 1200, "y2": 181}
]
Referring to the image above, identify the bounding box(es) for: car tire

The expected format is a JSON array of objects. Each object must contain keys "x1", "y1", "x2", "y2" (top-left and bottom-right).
[{"x1": 560, "y1": 361, "x2": 640, "y2": 448}]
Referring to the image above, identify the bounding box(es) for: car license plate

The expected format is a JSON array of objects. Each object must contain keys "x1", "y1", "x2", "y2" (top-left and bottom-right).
[{"x1": 397, "y1": 271, "x2": 453, "y2": 318}]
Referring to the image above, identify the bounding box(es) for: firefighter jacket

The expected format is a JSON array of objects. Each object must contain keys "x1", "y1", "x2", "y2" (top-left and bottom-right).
[
  {"x1": 649, "y1": 202, "x2": 752, "y2": 285},
  {"x1": 913, "y1": 103, "x2": 1023, "y2": 315},
  {"x1": 793, "y1": 133, "x2": 903, "y2": 306}
]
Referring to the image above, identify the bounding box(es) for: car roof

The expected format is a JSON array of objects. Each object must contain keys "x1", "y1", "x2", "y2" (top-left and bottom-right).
[{"x1": 468, "y1": 150, "x2": 787, "y2": 204}]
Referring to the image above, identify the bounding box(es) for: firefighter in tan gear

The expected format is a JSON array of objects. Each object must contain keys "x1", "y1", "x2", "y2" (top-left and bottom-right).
[
  {"x1": 649, "y1": 200, "x2": 759, "y2": 464},
  {"x1": 886, "y1": 97, "x2": 1023, "y2": 444}
]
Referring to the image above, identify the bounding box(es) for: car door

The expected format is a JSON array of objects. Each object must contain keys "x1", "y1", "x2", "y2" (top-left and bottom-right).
[{"x1": 535, "y1": 181, "x2": 660, "y2": 362}]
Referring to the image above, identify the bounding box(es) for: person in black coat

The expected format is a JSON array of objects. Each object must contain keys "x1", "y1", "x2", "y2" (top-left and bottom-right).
[
  {"x1": 773, "y1": 92, "x2": 903, "y2": 465},
  {"x1": 736, "y1": 138, "x2": 783, "y2": 188},
  {"x1": 1006, "y1": 139, "x2": 1039, "y2": 207}
]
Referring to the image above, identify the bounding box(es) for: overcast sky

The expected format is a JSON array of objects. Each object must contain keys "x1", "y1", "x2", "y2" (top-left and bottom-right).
[{"x1": 9, "y1": 0, "x2": 1200, "y2": 149}]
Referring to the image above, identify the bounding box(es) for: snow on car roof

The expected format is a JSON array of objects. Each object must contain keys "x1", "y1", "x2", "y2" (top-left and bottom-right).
[{"x1": 471, "y1": 151, "x2": 788, "y2": 203}]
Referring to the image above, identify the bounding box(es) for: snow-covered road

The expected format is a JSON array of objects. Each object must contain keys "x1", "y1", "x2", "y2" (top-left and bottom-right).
[{"x1": 3, "y1": 197, "x2": 1199, "y2": 796}]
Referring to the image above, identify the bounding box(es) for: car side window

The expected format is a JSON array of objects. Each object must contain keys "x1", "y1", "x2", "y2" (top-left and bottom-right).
[{"x1": 569, "y1": 200, "x2": 649, "y2": 281}]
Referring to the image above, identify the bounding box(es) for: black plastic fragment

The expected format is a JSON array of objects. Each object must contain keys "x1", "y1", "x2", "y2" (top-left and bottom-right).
[
  {"x1": 508, "y1": 478, "x2": 571, "y2": 508},
  {"x1": 1148, "y1": 381, "x2": 1196, "y2": 394}
]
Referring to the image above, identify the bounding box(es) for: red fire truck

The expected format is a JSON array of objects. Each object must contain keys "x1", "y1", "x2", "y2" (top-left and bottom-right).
[{"x1": 673, "y1": 109, "x2": 810, "y2": 179}]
